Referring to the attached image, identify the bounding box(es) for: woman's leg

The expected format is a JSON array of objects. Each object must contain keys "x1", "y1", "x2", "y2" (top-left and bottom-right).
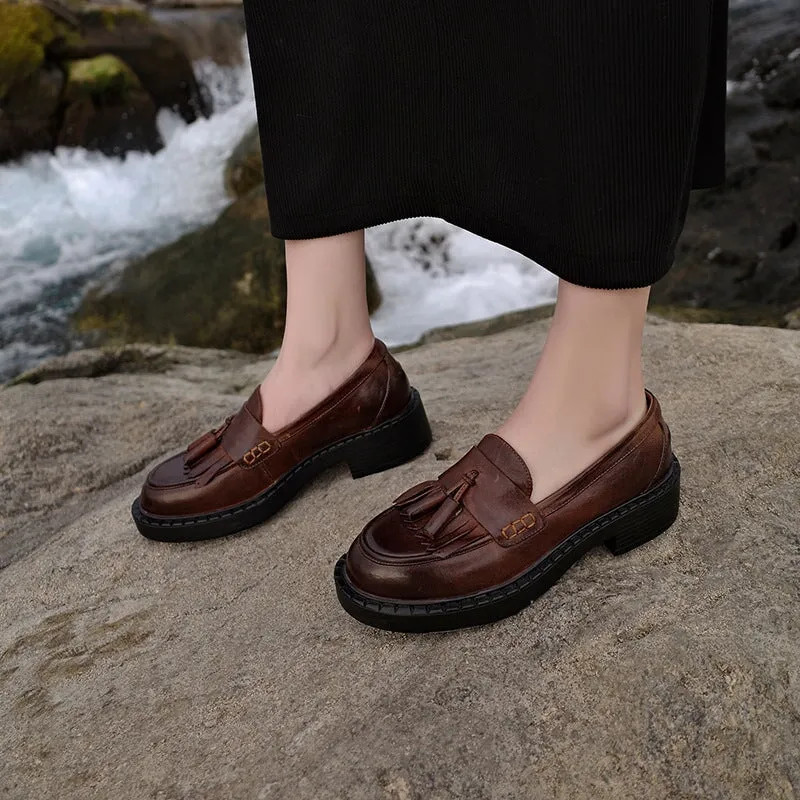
[
  {"x1": 497, "y1": 280, "x2": 650, "y2": 502},
  {"x1": 259, "y1": 230, "x2": 376, "y2": 432},
  {"x1": 134, "y1": 225, "x2": 431, "y2": 541}
]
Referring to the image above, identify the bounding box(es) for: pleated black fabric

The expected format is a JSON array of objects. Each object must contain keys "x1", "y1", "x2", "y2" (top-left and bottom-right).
[{"x1": 241, "y1": 0, "x2": 728, "y2": 289}]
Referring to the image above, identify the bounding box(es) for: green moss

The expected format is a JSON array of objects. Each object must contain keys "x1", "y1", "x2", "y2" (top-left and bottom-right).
[
  {"x1": 64, "y1": 54, "x2": 140, "y2": 100},
  {"x1": 0, "y1": 3, "x2": 57, "y2": 99},
  {"x1": 100, "y1": 8, "x2": 116, "y2": 29}
]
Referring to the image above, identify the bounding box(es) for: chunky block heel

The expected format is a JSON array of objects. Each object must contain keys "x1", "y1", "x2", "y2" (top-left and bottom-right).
[
  {"x1": 345, "y1": 388, "x2": 432, "y2": 479},
  {"x1": 604, "y1": 456, "x2": 681, "y2": 556}
]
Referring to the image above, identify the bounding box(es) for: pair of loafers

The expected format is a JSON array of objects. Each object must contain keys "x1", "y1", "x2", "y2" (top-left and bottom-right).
[{"x1": 132, "y1": 339, "x2": 680, "y2": 632}]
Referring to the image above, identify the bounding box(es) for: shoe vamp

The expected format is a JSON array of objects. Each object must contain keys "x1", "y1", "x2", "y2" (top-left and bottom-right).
[
  {"x1": 145, "y1": 452, "x2": 189, "y2": 488},
  {"x1": 362, "y1": 507, "x2": 490, "y2": 562}
]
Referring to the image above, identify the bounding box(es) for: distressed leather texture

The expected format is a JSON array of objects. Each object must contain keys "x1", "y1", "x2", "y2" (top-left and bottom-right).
[
  {"x1": 344, "y1": 390, "x2": 673, "y2": 602},
  {"x1": 139, "y1": 339, "x2": 411, "y2": 517}
]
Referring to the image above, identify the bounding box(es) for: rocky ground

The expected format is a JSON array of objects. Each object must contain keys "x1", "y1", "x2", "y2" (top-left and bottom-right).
[{"x1": 1, "y1": 315, "x2": 798, "y2": 798}]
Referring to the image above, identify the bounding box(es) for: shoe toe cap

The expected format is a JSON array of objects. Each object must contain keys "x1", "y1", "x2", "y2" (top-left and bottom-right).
[
  {"x1": 139, "y1": 452, "x2": 197, "y2": 516},
  {"x1": 145, "y1": 452, "x2": 187, "y2": 488},
  {"x1": 344, "y1": 508, "x2": 438, "y2": 602}
]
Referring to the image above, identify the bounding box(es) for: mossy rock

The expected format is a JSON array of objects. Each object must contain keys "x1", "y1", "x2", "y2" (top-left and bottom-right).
[
  {"x1": 73, "y1": 185, "x2": 383, "y2": 353},
  {"x1": 0, "y1": 2, "x2": 58, "y2": 99},
  {"x1": 64, "y1": 53, "x2": 140, "y2": 100},
  {"x1": 60, "y1": 51, "x2": 161, "y2": 157},
  {"x1": 50, "y1": 2, "x2": 210, "y2": 122},
  {"x1": 224, "y1": 123, "x2": 263, "y2": 199},
  {"x1": 0, "y1": 0, "x2": 208, "y2": 162}
]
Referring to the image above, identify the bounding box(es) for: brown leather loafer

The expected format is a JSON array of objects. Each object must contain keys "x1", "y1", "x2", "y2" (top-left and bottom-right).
[
  {"x1": 335, "y1": 390, "x2": 680, "y2": 632},
  {"x1": 132, "y1": 339, "x2": 431, "y2": 542}
]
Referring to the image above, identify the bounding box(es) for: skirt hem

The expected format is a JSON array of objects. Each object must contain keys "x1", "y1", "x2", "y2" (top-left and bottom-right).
[{"x1": 269, "y1": 199, "x2": 677, "y2": 291}]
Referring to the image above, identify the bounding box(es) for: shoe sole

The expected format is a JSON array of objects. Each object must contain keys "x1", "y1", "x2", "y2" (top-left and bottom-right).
[
  {"x1": 334, "y1": 455, "x2": 681, "y2": 633},
  {"x1": 132, "y1": 388, "x2": 432, "y2": 543}
]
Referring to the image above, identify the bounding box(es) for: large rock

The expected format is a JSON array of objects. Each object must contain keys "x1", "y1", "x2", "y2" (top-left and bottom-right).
[
  {"x1": 1, "y1": 317, "x2": 798, "y2": 797},
  {"x1": 653, "y1": 130, "x2": 800, "y2": 321},
  {"x1": 50, "y1": 2, "x2": 210, "y2": 122},
  {"x1": 57, "y1": 53, "x2": 162, "y2": 154},
  {"x1": 0, "y1": 0, "x2": 208, "y2": 162},
  {"x1": 73, "y1": 185, "x2": 383, "y2": 352},
  {"x1": 0, "y1": 61, "x2": 63, "y2": 161}
]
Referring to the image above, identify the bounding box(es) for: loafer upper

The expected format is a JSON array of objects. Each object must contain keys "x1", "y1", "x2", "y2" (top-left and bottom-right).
[
  {"x1": 139, "y1": 339, "x2": 411, "y2": 518},
  {"x1": 344, "y1": 390, "x2": 673, "y2": 602}
]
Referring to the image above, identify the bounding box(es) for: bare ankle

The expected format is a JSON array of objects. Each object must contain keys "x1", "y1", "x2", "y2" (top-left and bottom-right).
[
  {"x1": 277, "y1": 326, "x2": 374, "y2": 374},
  {"x1": 585, "y1": 389, "x2": 647, "y2": 444},
  {"x1": 259, "y1": 328, "x2": 375, "y2": 432}
]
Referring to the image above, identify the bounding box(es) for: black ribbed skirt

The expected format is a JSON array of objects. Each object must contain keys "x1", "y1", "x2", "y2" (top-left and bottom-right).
[{"x1": 241, "y1": 1, "x2": 728, "y2": 289}]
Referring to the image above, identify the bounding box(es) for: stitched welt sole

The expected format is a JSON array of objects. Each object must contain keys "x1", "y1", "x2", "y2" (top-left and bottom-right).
[
  {"x1": 132, "y1": 388, "x2": 432, "y2": 543},
  {"x1": 334, "y1": 456, "x2": 681, "y2": 633}
]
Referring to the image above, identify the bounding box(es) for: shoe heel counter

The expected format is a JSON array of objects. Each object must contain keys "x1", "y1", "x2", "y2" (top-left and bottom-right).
[
  {"x1": 662, "y1": 417, "x2": 673, "y2": 455},
  {"x1": 646, "y1": 416, "x2": 674, "y2": 491},
  {"x1": 373, "y1": 347, "x2": 413, "y2": 425}
]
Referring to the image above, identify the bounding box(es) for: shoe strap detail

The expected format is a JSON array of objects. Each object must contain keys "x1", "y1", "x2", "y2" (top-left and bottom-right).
[
  {"x1": 394, "y1": 446, "x2": 543, "y2": 551},
  {"x1": 220, "y1": 395, "x2": 277, "y2": 465},
  {"x1": 421, "y1": 470, "x2": 479, "y2": 540},
  {"x1": 185, "y1": 415, "x2": 234, "y2": 469},
  {"x1": 241, "y1": 440, "x2": 273, "y2": 468},
  {"x1": 499, "y1": 512, "x2": 539, "y2": 541},
  {"x1": 184, "y1": 388, "x2": 277, "y2": 481}
]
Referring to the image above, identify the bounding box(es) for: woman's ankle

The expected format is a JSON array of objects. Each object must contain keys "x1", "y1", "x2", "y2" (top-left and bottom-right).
[
  {"x1": 275, "y1": 325, "x2": 375, "y2": 374},
  {"x1": 581, "y1": 385, "x2": 647, "y2": 443},
  {"x1": 259, "y1": 327, "x2": 375, "y2": 431}
]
